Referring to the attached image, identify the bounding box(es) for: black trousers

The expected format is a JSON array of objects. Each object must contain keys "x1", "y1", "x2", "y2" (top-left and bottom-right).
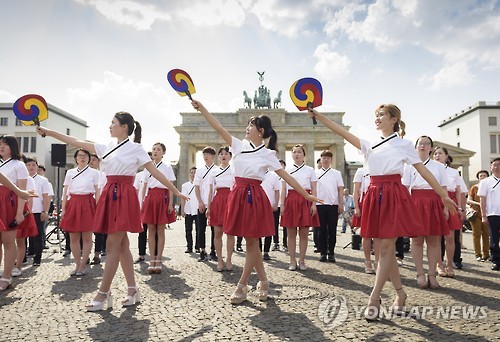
[
  {"x1": 317, "y1": 205, "x2": 339, "y2": 256},
  {"x1": 440, "y1": 230, "x2": 461, "y2": 262},
  {"x1": 94, "y1": 233, "x2": 107, "y2": 253},
  {"x1": 272, "y1": 208, "x2": 280, "y2": 244},
  {"x1": 395, "y1": 237, "x2": 405, "y2": 259},
  {"x1": 259, "y1": 209, "x2": 280, "y2": 253},
  {"x1": 138, "y1": 224, "x2": 159, "y2": 256},
  {"x1": 32, "y1": 213, "x2": 45, "y2": 264},
  {"x1": 196, "y1": 211, "x2": 215, "y2": 251},
  {"x1": 184, "y1": 214, "x2": 198, "y2": 250},
  {"x1": 488, "y1": 216, "x2": 500, "y2": 266}
]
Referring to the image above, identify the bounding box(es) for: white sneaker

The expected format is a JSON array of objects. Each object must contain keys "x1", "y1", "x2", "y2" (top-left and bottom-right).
[{"x1": 12, "y1": 267, "x2": 22, "y2": 277}]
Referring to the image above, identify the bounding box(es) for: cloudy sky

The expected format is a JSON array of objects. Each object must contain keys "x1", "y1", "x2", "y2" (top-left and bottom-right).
[{"x1": 2, "y1": 0, "x2": 499, "y2": 164}]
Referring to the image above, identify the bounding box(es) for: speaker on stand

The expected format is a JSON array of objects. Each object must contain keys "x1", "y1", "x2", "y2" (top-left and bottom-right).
[{"x1": 51, "y1": 144, "x2": 66, "y2": 252}]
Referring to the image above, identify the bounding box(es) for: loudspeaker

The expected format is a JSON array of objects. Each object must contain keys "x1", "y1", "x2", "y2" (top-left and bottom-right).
[
  {"x1": 51, "y1": 144, "x2": 67, "y2": 167},
  {"x1": 351, "y1": 234, "x2": 362, "y2": 250}
]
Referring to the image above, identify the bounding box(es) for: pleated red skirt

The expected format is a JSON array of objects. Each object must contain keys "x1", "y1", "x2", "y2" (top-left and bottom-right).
[
  {"x1": 93, "y1": 176, "x2": 143, "y2": 234},
  {"x1": 209, "y1": 187, "x2": 230, "y2": 227},
  {"x1": 411, "y1": 189, "x2": 450, "y2": 236},
  {"x1": 446, "y1": 191, "x2": 462, "y2": 230},
  {"x1": 17, "y1": 205, "x2": 37, "y2": 238},
  {"x1": 281, "y1": 190, "x2": 320, "y2": 228},
  {"x1": 351, "y1": 198, "x2": 363, "y2": 228},
  {"x1": 360, "y1": 174, "x2": 425, "y2": 239},
  {"x1": 141, "y1": 188, "x2": 176, "y2": 225},
  {"x1": 61, "y1": 194, "x2": 96, "y2": 232},
  {"x1": 223, "y1": 177, "x2": 274, "y2": 238},
  {"x1": 0, "y1": 186, "x2": 17, "y2": 231}
]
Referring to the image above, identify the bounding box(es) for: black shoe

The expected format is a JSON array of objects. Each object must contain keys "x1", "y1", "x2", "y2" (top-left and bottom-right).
[
  {"x1": 195, "y1": 248, "x2": 200, "y2": 253},
  {"x1": 313, "y1": 248, "x2": 320, "y2": 253},
  {"x1": 209, "y1": 252, "x2": 218, "y2": 261},
  {"x1": 328, "y1": 254, "x2": 336, "y2": 263},
  {"x1": 492, "y1": 264, "x2": 500, "y2": 271},
  {"x1": 341, "y1": 230, "x2": 345, "y2": 233},
  {"x1": 134, "y1": 257, "x2": 145, "y2": 264},
  {"x1": 263, "y1": 253, "x2": 271, "y2": 261},
  {"x1": 43, "y1": 246, "x2": 49, "y2": 250},
  {"x1": 26, "y1": 253, "x2": 35, "y2": 258},
  {"x1": 198, "y1": 251, "x2": 207, "y2": 262},
  {"x1": 185, "y1": 249, "x2": 193, "y2": 253},
  {"x1": 319, "y1": 255, "x2": 327, "y2": 262},
  {"x1": 101, "y1": 250, "x2": 107, "y2": 257},
  {"x1": 91, "y1": 256, "x2": 101, "y2": 265},
  {"x1": 236, "y1": 246, "x2": 243, "y2": 252},
  {"x1": 33, "y1": 261, "x2": 41, "y2": 266},
  {"x1": 454, "y1": 261, "x2": 463, "y2": 269},
  {"x1": 86, "y1": 258, "x2": 90, "y2": 265},
  {"x1": 271, "y1": 244, "x2": 279, "y2": 251}
]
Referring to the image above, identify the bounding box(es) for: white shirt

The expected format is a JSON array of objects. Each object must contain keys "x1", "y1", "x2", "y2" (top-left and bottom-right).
[
  {"x1": 31, "y1": 174, "x2": 51, "y2": 213},
  {"x1": 230, "y1": 136, "x2": 282, "y2": 180},
  {"x1": 94, "y1": 139, "x2": 150, "y2": 176},
  {"x1": 0, "y1": 158, "x2": 28, "y2": 184},
  {"x1": 284, "y1": 163, "x2": 317, "y2": 191},
  {"x1": 209, "y1": 165, "x2": 235, "y2": 190},
  {"x1": 134, "y1": 170, "x2": 147, "y2": 208},
  {"x1": 360, "y1": 133, "x2": 421, "y2": 176},
  {"x1": 95, "y1": 170, "x2": 107, "y2": 191},
  {"x1": 63, "y1": 166, "x2": 100, "y2": 195},
  {"x1": 478, "y1": 175, "x2": 500, "y2": 216},
  {"x1": 262, "y1": 171, "x2": 281, "y2": 206},
  {"x1": 353, "y1": 167, "x2": 370, "y2": 197},
  {"x1": 442, "y1": 165, "x2": 462, "y2": 193},
  {"x1": 316, "y1": 167, "x2": 344, "y2": 205},
  {"x1": 402, "y1": 159, "x2": 447, "y2": 190},
  {"x1": 181, "y1": 181, "x2": 199, "y2": 215},
  {"x1": 143, "y1": 161, "x2": 176, "y2": 189},
  {"x1": 194, "y1": 163, "x2": 219, "y2": 205}
]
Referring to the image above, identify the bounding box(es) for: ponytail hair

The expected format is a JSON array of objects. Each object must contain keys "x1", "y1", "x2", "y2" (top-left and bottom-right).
[
  {"x1": 249, "y1": 115, "x2": 278, "y2": 151},
  {"x1": 376, "y1": 104, "x2": 405, "y2": 137},
  {"x1": 114, "y1": 112, "x2": 141, "y2": 143}
]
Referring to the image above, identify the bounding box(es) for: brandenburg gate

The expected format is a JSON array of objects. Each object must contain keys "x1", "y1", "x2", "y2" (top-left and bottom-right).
[{"x1": 174, "y1": 108, "x2": 349, "y2": 187}]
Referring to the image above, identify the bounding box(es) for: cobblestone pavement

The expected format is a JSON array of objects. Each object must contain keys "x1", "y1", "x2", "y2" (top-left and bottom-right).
[{"x1": 1, "y1": 220, "x2": 498, "y2": 341}]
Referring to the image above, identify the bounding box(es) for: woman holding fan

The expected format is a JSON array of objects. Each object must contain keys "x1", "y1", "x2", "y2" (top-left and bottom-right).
[
  {"x1": 191, "y1": 100, "x2": 321, "y2": 305},
  {"x1": 307, "y1": 105, "x2": 456, "y2": 321},
  {"x1": 36, "y1": 112, "x2": 188, "y2": 311}
]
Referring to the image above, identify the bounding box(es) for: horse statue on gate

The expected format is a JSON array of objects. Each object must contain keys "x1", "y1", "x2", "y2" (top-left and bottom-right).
[
  {"x1": 243, "y1": 91, "x2": 252, "y2": 108},
  {"x1": 273, "y1": 90, "x2": 282, "y2": 108}
]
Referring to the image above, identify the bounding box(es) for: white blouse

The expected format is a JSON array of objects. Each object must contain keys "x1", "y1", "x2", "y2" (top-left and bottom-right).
[
  {"x1": 316, "y1": 167, "x2": 344, "y2": 205},
  {"x1": 0, "y1": 159, "x2": 28, "y2": 184},
  {"x1": 353, "y1": 167, "x2": 370, "y2": 195},
  {"x1": 402, "y1": 159, "x2": 447, "y2": 190},
  {"x1": 63, "y1": 166, "x2": 100, "y2": 194},
  {"x1": 209, "y1": 165, "x2": 235, "y2": 190},
  {"x1": 94, "y1": 139, "x2": 150, "y2": 176},
  {"x1": 284, "y1": 163, "x2": 317, "y2": 191},
  {"x1": 144, "y1": 161, "x2": 176, "y2": 189},
  {"x1": 262, "y1": 171, "x2": 281, "y2": 205}
]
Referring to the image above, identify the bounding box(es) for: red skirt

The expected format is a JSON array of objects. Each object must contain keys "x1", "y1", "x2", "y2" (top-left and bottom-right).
[
  {"x1": 209, "y1": 187, "x2": 230, "y2": 227},
  {"x1": 281, "y1": 190, "x2": 320, "y2": 228},
  {"x1": 360, "y1": 174, "x2": 425, "y2": 239},
  {"x1": 93, "y1": 176, "x2": 143, "y2": 234},
  {"x1": 141, "y1": 188, "x2": 176, "y2": 224},
  {"x1": 411, "y1": 190, "x2": 450, "y2": 236},
  {"x1": 446, "y1": 191, "x2": 462, "y2": 230},
  {"x1": 61, "y1": 194, "x2": 96, "y2": 232},
  {"x1": 223, "y1": 177, "x2": 274, "y2": 238},
  {"x1": 17, "y1": 204, "x2": 37, "y2": 238},
  {"x1": 351, "y1": 198, "x2": 363, "y2": 228},
  {"x1": 0, "y1": 186, "x2": 17, "y2": 231}
]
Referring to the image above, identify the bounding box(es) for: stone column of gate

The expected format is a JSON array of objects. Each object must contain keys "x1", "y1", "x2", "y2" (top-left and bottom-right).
[
  {"x1": 177, "y1": 142, "x2": 192, "y2": 191},
  {"x1": 277, "y1": 142, "x2": 286, "y2": 164},
  {"x1": 330, "y1": 143, "x2": 346, "y2": 184},
  {"x1": 305, "y1": 143, "x2": 315, "y2": 168}
]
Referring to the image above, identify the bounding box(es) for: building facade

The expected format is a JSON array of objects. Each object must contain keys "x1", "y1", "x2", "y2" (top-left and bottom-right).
[
  {"x1": 439, "y1": 101, "x2": 500, "y2": 183},
  {"x1": 0, "y1": 102, "x2": 88, "y2": 190}
]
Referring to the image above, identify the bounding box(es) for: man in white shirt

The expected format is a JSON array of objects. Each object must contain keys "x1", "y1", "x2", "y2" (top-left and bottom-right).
[
  {"x1": 194, "y1": 147, "x2": 218, "y2": 261},
  {"x1": 479, "y1": 158, "x2": 500, "y2": 271},
  {"x1": 316, "y1": 151, "x2": 344, "y2": 262},
  {"x1": 25, "y1": 158, "x2": 51, "y2": 266},
  {"x1": 181, "y1": 167, "x2": 199, "y2": 253}
]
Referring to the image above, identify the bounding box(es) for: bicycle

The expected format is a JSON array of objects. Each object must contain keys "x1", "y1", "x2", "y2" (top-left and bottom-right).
[{"x1": 45, "y1": 215, "x2": 66, "y2": 246}]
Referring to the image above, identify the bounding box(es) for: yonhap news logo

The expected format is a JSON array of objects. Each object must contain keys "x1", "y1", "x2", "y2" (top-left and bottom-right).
[{"x1": 317, "y1": 295, "x2": 349, "y2": 329}]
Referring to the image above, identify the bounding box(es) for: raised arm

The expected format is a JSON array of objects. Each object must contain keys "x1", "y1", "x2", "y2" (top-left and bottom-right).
[
  {"x1": 276, "y1": 169, "x2": 323, "y2": 204},
  {"x1": 36, "y1": 126, "x2": 96, "y2": 154},
  {"x1": 308, "y1": 108, "x2": 361, "y2": 150},
  {"x1": 191, "y1": 100, "x2": 232, "y2": 145},
  {"x1": 414, "y1": 162, "x2": 457, "y2": 214}
]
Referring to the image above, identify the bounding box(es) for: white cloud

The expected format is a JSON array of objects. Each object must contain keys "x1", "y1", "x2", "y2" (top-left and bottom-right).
[
  {"x1": 66, "y1": 71, "x2": 181, "y2": 162},
  {"x1": 73, "y1": 0, "x2": 171, "y2": 30},
  {"x1": 313, "y1": 43, "x2": 350, "y2": 80},
  {"x1": 0, "y1": 90, "x2": 17, "y2": 102},
  {"x1": 420, "y1": 62, "x2": 474, "y2": 91},
  {"x1": 176, "y1": 0, "x2": 246, "y2": 27}
]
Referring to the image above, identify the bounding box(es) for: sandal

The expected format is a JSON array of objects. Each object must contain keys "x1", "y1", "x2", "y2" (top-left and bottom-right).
[
  {"x1": 416, "y1": 273, "x2": 428, "y2": 289},
  {"x1": 364, "y1": 296, "x2": 381, "y2": 321},
  {"x1": 230, "y1": 283, "x2": 250, "y2": 305},
  {"x1": 364, "y1": 261, "x2": 375, "y2": 274},
  {"x1": 122, "y1": 286, "x2": 141, "y2": 306},
  {"x1": 0, "y1": 277, "x2": 13, "y2": 291},
  {"x1": 427, "y1": 274, "x2": 440, "y2": 289},
  {"x1": 437, "y1": 264, "x2": 448, "y2": 277},
  {"x1": 446, "y1": 267, "x2": 455, "y2": 278},
  {"x1": 225, "y1": 260, "x2": 233, "y2": 272},
  {"x1": 255, "y1": 280, "x2": 270, "y2": 301},
  {"x1": 86, "y1": 290, "x2": 112, "y2": 311},
  {"x1": 148, "y1": 260, "x2": 157, "y2": 274},
  {"x1": 391, "y1": 288, "x2": 407, "y2": 315}
]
